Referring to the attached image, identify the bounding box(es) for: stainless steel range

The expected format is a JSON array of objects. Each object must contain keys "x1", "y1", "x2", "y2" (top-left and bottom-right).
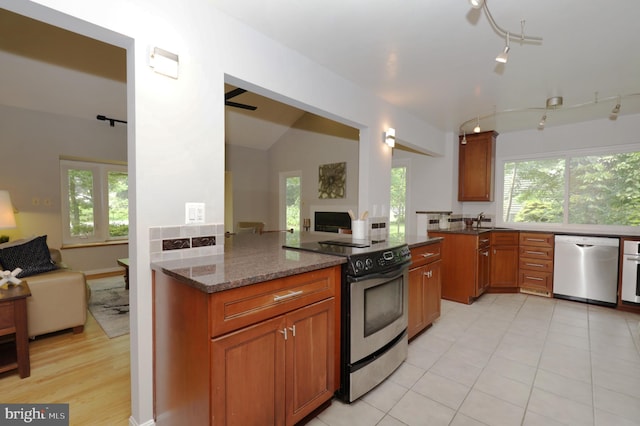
[{"x1": 283, "y1": 238, "x2": 411, "y2": 402}]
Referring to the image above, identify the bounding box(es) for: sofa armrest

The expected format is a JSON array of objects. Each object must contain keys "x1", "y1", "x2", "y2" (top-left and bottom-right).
[{"x1": 25, "y1": 269, "x2": 87, "y2": 338}]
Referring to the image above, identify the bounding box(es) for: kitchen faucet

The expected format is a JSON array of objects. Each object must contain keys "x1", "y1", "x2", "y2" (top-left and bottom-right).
[{"x1": 476, "y1": 212, "x2": 485, "y2": 229}]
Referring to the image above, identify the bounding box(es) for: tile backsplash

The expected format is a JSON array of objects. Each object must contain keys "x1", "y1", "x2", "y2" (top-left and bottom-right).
[{"x1": 150, "y1": 223, "x2": 224, "y2": 262}]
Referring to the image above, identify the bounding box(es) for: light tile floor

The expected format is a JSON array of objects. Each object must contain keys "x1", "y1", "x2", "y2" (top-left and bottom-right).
[{"x1": 311, "y1": 293, "x2": 640, "y2": 426}]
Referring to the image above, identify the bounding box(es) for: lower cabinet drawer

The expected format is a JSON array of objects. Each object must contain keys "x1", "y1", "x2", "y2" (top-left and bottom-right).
[
  {"x1": 210, "y1": 267, "x2": 337, "y2": 337},
  {"x1": 519, "y1": 270, "x2": 552, "y2": 291},
  {"x1": 519, "y1": 246, "x2": 553, "y2": 260},
  {"x1": 410, "y1": 243, "x2": 441, "y2": 267},
  {"x1": 519, "y1": 258, "x2": 553, "y2": 274}
]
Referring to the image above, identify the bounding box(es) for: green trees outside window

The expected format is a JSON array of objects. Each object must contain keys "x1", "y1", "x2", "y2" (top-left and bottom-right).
[{"x1": 503, "y1": 151, "x2": 640, "y2": 227}]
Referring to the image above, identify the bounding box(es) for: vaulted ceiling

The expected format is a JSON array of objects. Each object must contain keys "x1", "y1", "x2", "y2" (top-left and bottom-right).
[
  {"x1": 213, "y1": 0, "x2": 640, "y2": 134},
  {"x1": 3, "y1": 1, "x2": 640, "y2": 151}
]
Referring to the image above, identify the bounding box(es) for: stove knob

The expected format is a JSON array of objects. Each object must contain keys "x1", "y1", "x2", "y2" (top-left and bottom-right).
[
  {"x1": 365, "y1": 258, "x2": 373, "y2": 270},
  {"x1": 355, "y1": 259, "x2": 364, "y2": 272}
]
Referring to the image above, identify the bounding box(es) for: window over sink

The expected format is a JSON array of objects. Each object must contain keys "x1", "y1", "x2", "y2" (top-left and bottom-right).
[{"x1": 500, "y1": 147, "x2": 640, "y2": 229}]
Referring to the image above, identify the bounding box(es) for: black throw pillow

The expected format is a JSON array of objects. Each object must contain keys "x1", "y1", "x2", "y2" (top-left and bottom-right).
[{"x1": 0, "y1": 235, "x2": 57, "y2": 278}]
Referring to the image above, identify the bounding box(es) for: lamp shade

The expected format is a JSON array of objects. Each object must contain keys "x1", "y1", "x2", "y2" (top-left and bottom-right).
[{"x1": 0, "y1": 190, "x2": 17, "y2": 229}]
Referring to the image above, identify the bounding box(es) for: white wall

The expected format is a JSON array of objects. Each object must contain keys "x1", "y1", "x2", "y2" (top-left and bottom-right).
[
  {"x1": 224, "y1": 144, "x2": 270, "y2": 230},
  {"x1": 0, "y1": 103, "x2": 128, "y2": 271},
  {"x1": 393, "y1": 132, "x2": 460, "y2": 236},
  {"x1": 268, "y1": 114, "x2": 359, "y2": 230},
  {"x1": 2, "y1": 1, "x2": 445, "y2": 424}
]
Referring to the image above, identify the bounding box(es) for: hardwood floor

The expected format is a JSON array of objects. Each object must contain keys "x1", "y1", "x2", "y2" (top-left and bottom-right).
[{"x1": 0, "y1": 313, "x2": 131, "y2": 425}]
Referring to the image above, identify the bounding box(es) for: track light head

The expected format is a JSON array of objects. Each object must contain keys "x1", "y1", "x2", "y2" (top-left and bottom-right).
[
  {"x1": 473, "y1": 116, "x2": 481, "y2": 133},
  {"x1": 469, "y1": 0, "x2": 485, "y2": 9},
  {"x1": 496, "y1": 32, "x2": 511, "y2": 64},
  {"x1": 496, "y1": 46, "x2": 510, "y2": 63},
  {"x1": 538, "y1": 113, "x2": 547, "y2": 129}
]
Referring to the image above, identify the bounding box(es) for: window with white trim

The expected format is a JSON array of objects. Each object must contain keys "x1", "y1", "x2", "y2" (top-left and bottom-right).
[
  {"x1": 60, "y1": 159, "x2": 128, "y2": 245},
  {"x1": 501, "y1": 147, "x2": 640, "y2": 229}
]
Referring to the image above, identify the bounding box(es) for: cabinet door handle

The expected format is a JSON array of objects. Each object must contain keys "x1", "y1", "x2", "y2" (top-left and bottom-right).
[
  {"x1": 421, "y1": 252, "x2": 436, "y2": 258},
  {"x1": 482, "y1": 251, "x2": 489, "y2": 256},
  {"x1": 288, "y1": 325, "x2": 296, "y2": 337},
  {"x1": 423, "y1": 270, "x2": 433, "y2": 278},
  {"x1": 280, "y1": 328, "x2": 288, "y2": 340},
  {"x1": 273, "y1": 290, "x2": 303, "y2": 301}
]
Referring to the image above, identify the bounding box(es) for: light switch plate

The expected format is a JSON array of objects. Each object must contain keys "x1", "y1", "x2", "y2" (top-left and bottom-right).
[{"x1": 185, "y1": 202, "x2": 205, "y2": 224}]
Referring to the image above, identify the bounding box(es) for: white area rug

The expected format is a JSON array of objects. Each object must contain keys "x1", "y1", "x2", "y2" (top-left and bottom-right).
[{"x1": 87, "y1": 276, "x2": 129, "y2": 338}]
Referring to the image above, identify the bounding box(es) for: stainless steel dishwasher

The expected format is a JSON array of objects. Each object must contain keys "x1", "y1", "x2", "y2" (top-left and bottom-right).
[{"x1": 553, "y1": 235, "x2": 620, "y2": 307}]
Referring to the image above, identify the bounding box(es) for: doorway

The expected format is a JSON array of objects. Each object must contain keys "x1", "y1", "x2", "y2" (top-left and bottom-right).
[{"x1": 280, "y1": 171, "x2": 302, "y2": 231}]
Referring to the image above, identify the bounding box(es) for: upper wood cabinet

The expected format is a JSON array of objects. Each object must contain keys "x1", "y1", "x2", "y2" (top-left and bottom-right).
[{"x1": 458, "y1": 131, "x2": 498, "y2": 201}]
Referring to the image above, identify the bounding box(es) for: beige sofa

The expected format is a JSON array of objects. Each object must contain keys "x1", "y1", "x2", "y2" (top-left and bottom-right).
[{"x1": 24, "y1": 249, "x2": 88, "y2": 338}]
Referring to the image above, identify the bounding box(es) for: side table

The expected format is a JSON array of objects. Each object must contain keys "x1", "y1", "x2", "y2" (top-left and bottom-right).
[
  {"x1": 117, "y1": 258, "x2": 129, "y2": 290},
  {"x1": 0, "y1": 282, "x2": 31, "y2": 378}
]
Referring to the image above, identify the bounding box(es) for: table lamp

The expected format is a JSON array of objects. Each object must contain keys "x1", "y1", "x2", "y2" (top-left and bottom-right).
[{"x1": 0, "y1": 190, "x2": 17, "y2": 243}]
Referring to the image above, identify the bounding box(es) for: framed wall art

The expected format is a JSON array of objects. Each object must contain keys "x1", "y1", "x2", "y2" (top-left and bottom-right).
[{"x1": 318, "y1": 162, "x2": 346, "y2": 199}]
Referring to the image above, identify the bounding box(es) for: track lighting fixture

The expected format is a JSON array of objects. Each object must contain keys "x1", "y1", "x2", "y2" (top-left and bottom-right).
[
  {"x1": 467, "y1": 0, "x2": 542, "y2": 65},
  {"x1": 495, "y1": 32, "x2": 510, "y2": 64},
  {"x1": 97, "y1": 115, "x2": 127, "y2": 127},
  {"x1": 461, "y1": 131, "x2": 467, "y2": 144},
  {"x1": 458, "y1": 92, "x2": 639, "y2": 134},
  {"x1": 538, "y1": 113, "x2": 547, "y2": 129},
  {"x1": 473, "y1": 116, "x2": 481, "y2": 133}
]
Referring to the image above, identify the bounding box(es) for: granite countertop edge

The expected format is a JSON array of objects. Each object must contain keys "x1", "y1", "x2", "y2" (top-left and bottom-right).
[
  {"x1": 151, "y1": 233, "x2": 441, "y2": 294},
  {"x1": 153, "y1": 255, "x2": 346, "y2": 294}
]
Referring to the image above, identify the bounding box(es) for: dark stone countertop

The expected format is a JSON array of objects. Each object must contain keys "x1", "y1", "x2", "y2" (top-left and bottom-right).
[{"x1": 151, "y1": 232, "x2": 440, "y2": 293}]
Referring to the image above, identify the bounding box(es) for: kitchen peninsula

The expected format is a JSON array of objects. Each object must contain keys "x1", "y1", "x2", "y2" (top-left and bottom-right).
[{"x1": 151, "y1": 232, "x2": 439, "y2": 425}]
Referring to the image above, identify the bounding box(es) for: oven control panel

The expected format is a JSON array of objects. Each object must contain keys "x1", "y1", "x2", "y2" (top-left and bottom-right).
[{"x1": 347, "y1": 245, "x2": 411, "y2": 276}]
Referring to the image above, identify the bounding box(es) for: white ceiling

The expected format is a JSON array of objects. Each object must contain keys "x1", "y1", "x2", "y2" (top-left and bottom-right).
[
  {"x1": 2, "y1": 2, "x2": 639, "y2": 152},
  {"x1": 214, "y1": 0, "x2": 640, "y2": 135}
]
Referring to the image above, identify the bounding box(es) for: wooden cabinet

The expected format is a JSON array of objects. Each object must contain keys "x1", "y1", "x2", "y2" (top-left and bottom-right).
[
  {"x1": 489, "y1": 232, "x2": 519, "y2": 290},
  {"x1": 408, "y1": 242, "x2": 442, "y2": 339},
  {"x1": 458, "y1": 130, "x2": 497, "y2": 201},
  {"x1": 518, "y1": 232, "x2": 554, "y2": 296},
  {"x1": 430, "y1": 232, "x2": 490, "y2": 304},
  {"x1": 0, "y1": 283, "x2": 31, "y2": 379},
  {"x1": 477, "y1": 239, "x2": 490, "y2": 296},
  {"x1": 154, "y1": 266, "x2": 340, "y2": 426},
  {"x1": 211, "y1": 299, "x2": 334, "y2": 426}
]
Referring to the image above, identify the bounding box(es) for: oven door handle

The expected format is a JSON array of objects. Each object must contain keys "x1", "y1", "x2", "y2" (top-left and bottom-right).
[{"x1": 347, "y1": 263, "x2": 409, "y2": 283}]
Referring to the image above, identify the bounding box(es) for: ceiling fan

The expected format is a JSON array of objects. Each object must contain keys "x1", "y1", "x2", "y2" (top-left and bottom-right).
[{"x1": 225, "y1": 87, "x2": 257, "y2": 111}]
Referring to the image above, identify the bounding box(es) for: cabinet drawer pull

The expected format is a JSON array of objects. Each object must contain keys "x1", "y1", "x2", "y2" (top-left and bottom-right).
[
  {"x1": 525, "y1": 251, "x2": 545, "y2": 255},
  {"x1": 525, "y1": 263, "x2": 544, "y2": 268},
  {"x1": 420, "y1": 252, "x2": 436, "y2": 258},
  {"x1": 273, "y1": 290, "x2": 304, "y2": 301},
  {"x1": 525, "y1": 276, "x2": 544, "y2": 281},
  {"x1": 526, "y1": 238, "x2": 546, "y2": 242}
]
